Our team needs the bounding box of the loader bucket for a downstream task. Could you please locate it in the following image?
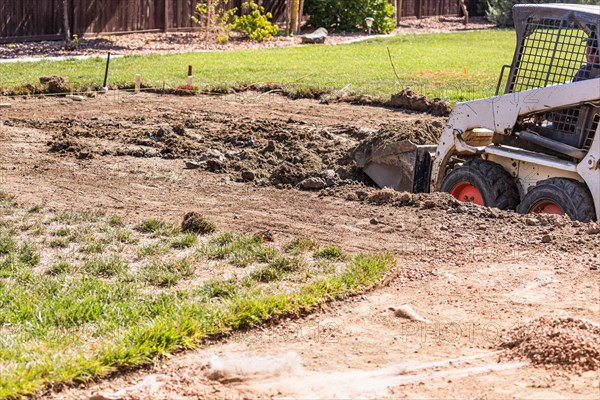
[353,140,436,193]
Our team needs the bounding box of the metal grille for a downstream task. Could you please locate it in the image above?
[509,18,594,92]
[584,113,600,150]
[546,108,580,134]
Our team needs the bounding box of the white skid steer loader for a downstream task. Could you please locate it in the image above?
[356,3,600,222]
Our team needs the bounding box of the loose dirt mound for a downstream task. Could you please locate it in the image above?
[374,118,444,145]
[6,111,445,190]
[39,76,70,94]
[388,88,452,116]
[500,317,600,372]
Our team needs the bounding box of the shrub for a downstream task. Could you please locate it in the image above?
[232,1,279,42]
[305,0,395,34]
[193,0,238,43]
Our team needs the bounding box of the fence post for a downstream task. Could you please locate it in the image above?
[164,0,170,32]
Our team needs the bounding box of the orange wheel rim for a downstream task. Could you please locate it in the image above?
[450,182,484,206]
[531,201,564,215]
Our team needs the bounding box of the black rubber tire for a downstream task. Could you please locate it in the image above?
[516,178,596,222]
[440,159,520,210]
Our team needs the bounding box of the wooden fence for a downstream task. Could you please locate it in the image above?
[1,0,466,43]
[397,0,462,20]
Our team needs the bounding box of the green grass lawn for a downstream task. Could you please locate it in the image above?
[0,192,395,398]
[0,30,516,103]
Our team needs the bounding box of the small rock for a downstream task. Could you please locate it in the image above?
[587,226,600,235]
[299,177,326,190]
[321,169,337,186]
[66,94,84,101]
[346,192,359,201]
[184,160,203,169]
[301,27,328,44]
[542,234,553,243]
[370,218,379,225]
[241,170,255,181]
[477,224,487,231]
[525,217,538,226]
[206,159,225,172]
[198,149,224,162]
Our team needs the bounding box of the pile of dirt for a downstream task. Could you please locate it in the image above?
[500,317,600,372]
[352,118,443,167]
[387,88,452,116]
[39,76,70,94]
[7,112,445,191]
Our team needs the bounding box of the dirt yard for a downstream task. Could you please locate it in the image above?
[0,92,598,399]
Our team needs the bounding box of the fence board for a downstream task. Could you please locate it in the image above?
[1,0,465,42]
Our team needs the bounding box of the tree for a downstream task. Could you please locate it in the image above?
[62,0,71,48]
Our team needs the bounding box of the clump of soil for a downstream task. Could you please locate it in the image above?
[387,88,452,116]
[500,317,600,372]
[181,212,217,234]
[39,76,70,94]
[375,119,443,145]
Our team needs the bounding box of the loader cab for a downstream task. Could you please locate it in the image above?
[495,4,600,162]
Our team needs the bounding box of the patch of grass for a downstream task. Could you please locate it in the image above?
[249,255,307,283]
[53,227,71,237]
[170,233,198,249]
[0,199,397,399]
[18,242,40,267]
[27,204,43,213]
[198,278,238,299]
[135,218,180,237]
[51,210,101,225]
[137,243,169,259]
[0,248,394,398]
[249,265,282,282]
[139,258,194,287]
[80,236,106,254]
[314,245,345,260]
[0,31,516,103]
[0,191,16,205]
[46,260,73,275]
[83,255,128,277]
[107,228,139,245]
[49,238,70,248]
[285,237,318,255]
[0,234,16,255]
[203,232,278,267]
[107,214,124,228]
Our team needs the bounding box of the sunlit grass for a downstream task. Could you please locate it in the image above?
[0,30,517,102]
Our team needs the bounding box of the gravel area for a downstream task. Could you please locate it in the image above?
[0,17,495,60]
[500,317,600,372]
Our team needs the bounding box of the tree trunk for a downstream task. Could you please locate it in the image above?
[62,0,71,48]
[458,0,468,25]
[297,0,305,33]
[290,0,299,34]
[285,0,292,36]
